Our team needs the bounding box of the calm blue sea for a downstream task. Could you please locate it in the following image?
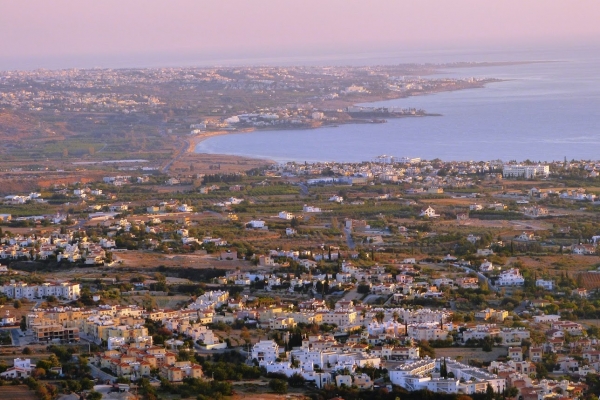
[195,46,600,163]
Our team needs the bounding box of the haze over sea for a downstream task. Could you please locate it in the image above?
[195,45,600,163]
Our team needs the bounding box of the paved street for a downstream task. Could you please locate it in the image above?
[88,362,116,383]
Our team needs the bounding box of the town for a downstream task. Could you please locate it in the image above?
[1,154,600,400]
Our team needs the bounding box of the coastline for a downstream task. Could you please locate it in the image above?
[186,128,258,153]
[189,78,502,158]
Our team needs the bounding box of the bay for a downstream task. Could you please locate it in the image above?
[195,46,600,162]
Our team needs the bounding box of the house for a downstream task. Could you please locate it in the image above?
[475,308,508,322]
[466,234,481,244]
[220,250,237,260]
[535,279,554,290]
[419,206,439,218]
[0,358,33,379]
[178,204,193,212]
[162,361,203,382]
[496,269,525,286]
[259,255,275,266]
[479,259,495,272]
[336,375,353,387]
[109,202,129,212]
[352,373,374,390]
[252,340,280,364]
[529,347,543,362]
[572,244,596,255]
[516,232,535,241]
[455,277,479,289]
[303,204,321,213]
[457,213,469,221]
[278,211,294,220]
[572,288,589,298]
[523,206,549,217]
[476,248,494,257]
[508,347,523,362]
[248,220,266,229]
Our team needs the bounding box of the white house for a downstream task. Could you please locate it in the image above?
[278,211,294,220]
[572,244,596,255]
[535,279,554,291]
[303,205,322,213]
[479,260,496,272]
[496,269,525,286]
[419,206,439,218]
[248,220,266,229]
[466,234,481,244]
[252,340,280,364]
[516,232,535,241]
[0,358,33,379]
[178,204,193,212]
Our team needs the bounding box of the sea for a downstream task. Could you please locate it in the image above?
[194,45,600,163]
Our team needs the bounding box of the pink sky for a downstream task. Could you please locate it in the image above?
[1,0,599,66]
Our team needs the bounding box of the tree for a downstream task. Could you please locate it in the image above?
[88,391,103,400]
[288,373,306,387]
[440,358,448,379]
[357,284,370,294]
[22,347,32,355]
[13,300,22,309]
[269,379,288,394]
[482,339,493,352]
[31,367,46,379]
[81,377,94,390]
[506,386,519,398]
[20,316,27,332]
[485,383,494,400]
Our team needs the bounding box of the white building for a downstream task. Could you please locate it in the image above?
[248,220,266,229]
[278,211,294,220]
[535,279,554,291]
[0,358,33,379]
[390,358,505,394]
[479,259,495,272]
[503,164,550,179]
[303,205,322,213]
[252,340,280,364]
[0,281,80,300]
[419,206,439,218]
[496,269,525,286]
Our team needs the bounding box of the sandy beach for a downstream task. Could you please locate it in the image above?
[186,128,257,153]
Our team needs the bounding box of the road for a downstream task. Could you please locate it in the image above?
[452,263,498,292]
[344,228,356,250]
[10,328,23,346]
[340,287,363,302]
[299,183,309,196]
[513,301,528,315]
[88,362,116,383]
[162,137,189,173]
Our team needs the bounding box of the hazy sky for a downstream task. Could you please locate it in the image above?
[2,0,599,69]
